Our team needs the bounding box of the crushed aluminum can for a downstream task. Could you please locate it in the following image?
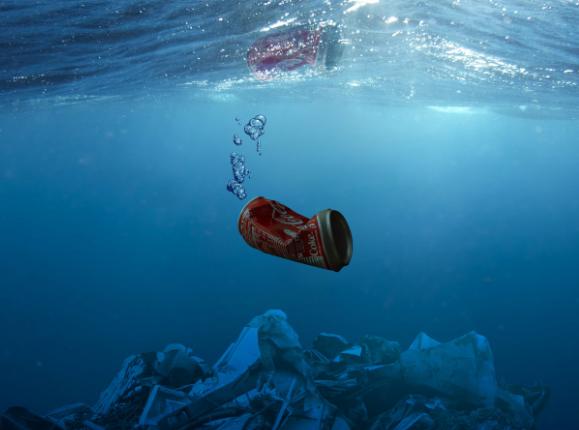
[247,27,322,80]
[246,24,344,80]
[238,196,353,272]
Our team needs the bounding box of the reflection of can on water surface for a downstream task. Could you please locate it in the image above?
[238,196,353,272]
[247,24,344,80]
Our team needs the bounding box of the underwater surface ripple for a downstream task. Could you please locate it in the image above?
[1,0,579,117]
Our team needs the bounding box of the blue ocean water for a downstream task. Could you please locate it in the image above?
[1,1,579,429]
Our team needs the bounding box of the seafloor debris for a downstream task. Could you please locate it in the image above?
[0,310,548,430]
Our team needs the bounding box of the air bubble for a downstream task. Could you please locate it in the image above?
[254,114,267,126]
[226,179,247,200]
[244,114,267,155]
[226,114,268,199]
[249,118,264,128]
[227,152,250,199]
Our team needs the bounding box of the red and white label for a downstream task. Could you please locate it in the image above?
[239,197,328,269]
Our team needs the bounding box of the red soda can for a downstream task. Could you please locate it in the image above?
[247,26,322,80]
[238,197,353,272]
[246,24,344,80]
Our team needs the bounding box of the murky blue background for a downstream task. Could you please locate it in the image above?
[1,1,579,428]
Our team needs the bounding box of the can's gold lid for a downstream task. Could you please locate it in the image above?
[317,209,353,272]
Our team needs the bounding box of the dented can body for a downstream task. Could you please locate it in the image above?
[238,196,353,272]
[247,27,321,80]
[246,24,344,80]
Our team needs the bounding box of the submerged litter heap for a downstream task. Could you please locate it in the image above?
[1,310,548,430]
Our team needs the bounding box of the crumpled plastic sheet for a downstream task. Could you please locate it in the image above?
[400,331,497,408]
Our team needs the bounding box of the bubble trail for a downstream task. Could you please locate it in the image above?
[227,152,251,200]
[226,179,247,200]
[243,114,267,155]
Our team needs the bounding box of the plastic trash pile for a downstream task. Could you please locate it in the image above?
[0,310,548,430]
